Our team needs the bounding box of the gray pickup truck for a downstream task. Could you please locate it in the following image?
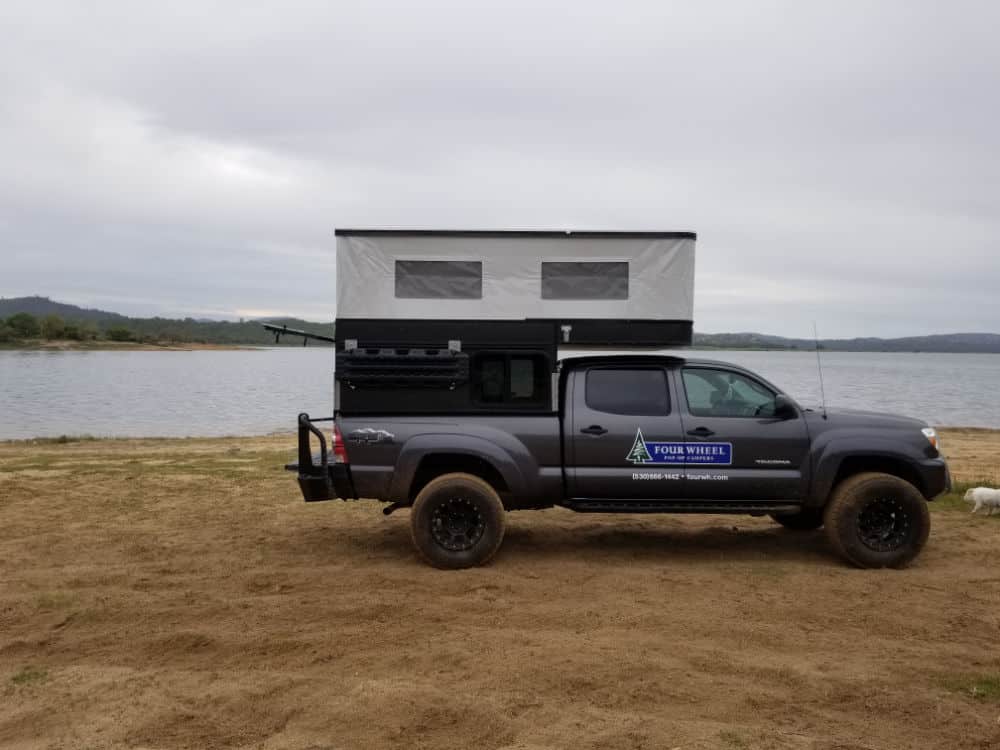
[290,354,950,570]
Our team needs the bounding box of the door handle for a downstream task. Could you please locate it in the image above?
[687,427,715,437]
[580,425,608,436]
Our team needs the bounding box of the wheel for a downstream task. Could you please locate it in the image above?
[409,473,506,569]
[823,472,930,569]
[770,508,824,530]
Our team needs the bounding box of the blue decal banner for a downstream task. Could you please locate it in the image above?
[626,428,732,466]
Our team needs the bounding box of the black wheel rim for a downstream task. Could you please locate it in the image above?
[856,496,911,552]
[430,497,486,552]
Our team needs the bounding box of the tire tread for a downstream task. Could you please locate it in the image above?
[409,472,505,569]
[823,471,929,568]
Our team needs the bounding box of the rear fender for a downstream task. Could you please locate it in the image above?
[388,434,530,504]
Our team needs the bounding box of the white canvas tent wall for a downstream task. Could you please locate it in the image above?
[336,230,696,325]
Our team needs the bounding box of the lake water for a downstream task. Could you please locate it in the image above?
[1,348,998,439]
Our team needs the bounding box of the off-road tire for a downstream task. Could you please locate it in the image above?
[410,473,506,569]
[770,509,824,530]
[823,472,930,569]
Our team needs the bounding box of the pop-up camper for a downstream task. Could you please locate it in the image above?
[333,229,696,414]
[278,228,946,571]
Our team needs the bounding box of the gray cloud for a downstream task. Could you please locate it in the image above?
[1,1,998,335]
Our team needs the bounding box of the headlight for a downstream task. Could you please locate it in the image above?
[921,427,939,451]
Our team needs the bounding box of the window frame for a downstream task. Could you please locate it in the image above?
[584,366,672,416]
[680,366,778,419]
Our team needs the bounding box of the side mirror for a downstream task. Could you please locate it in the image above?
[773,394,797,419]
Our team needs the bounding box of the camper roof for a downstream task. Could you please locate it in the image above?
[335,229,696,239]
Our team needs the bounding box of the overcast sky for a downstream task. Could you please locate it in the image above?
[1,1,998,337]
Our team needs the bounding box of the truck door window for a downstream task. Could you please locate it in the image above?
[682,368,776,418]
[585,368,670,415]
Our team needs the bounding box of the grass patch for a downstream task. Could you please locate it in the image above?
[36,592,74,610]
[930,480,999,515]
[943,674,1000,702]
[718,729,750,748]
[10,666,47,686]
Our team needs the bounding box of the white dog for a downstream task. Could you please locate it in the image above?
[964,487,1000,515]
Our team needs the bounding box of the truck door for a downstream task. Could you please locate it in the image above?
[676,366,810,500]
[568,365,687,499]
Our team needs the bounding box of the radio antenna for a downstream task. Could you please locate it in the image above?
[813,321,828,419]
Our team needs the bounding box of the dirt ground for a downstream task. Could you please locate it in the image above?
[1,429,999,750]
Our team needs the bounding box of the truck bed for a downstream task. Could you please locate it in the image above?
[339,414,563,509]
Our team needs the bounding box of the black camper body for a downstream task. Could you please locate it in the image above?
[333,229,696,415]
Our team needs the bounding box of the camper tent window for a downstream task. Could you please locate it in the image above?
[541,261,629,300]
[394,260,483,299]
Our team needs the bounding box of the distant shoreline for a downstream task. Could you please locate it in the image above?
[4,342,1000,354]
[1,426,998,445]
[0,339,256,352]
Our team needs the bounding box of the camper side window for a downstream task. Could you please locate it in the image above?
[541,261,629,300]
[395,260,483,299]
[473,353,549,406]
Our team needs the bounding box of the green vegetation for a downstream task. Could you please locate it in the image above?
[942,674,1000,702]
[40,313,64,339]
[28,435,99,445]
[0,297,334,348]
[105,325,133,342]
[36,592,75,611]
[929,480,999,516]
[718,729,751,748]
[10,666,47,686]
[6,312,40,338]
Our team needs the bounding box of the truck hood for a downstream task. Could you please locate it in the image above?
[805,406,928,430]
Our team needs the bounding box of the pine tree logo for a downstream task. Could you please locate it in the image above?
[626,428,653,464]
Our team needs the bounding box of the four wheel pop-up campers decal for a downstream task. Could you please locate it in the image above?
[626,428,733,465]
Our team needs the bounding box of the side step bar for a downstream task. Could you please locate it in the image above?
[560,499,802,515]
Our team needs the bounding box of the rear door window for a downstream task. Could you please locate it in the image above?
[585,368,670,415]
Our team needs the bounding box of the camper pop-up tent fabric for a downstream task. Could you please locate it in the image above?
[336,229,695,324]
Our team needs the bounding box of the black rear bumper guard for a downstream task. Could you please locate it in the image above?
[283,413,356,502]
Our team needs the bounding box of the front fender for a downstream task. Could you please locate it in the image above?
[387,433,533,504]
[807,436,927,507]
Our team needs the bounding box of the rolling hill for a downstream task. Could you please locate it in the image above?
[0,296,334,346]
[2,296,999,351]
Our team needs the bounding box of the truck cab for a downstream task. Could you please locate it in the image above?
[563,356,810,506]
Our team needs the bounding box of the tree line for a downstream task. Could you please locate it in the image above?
[1,313,111,342]
[0,311,335,346]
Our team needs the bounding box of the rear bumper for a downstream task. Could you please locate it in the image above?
[284,461,356,502]
[284,413,356,502]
